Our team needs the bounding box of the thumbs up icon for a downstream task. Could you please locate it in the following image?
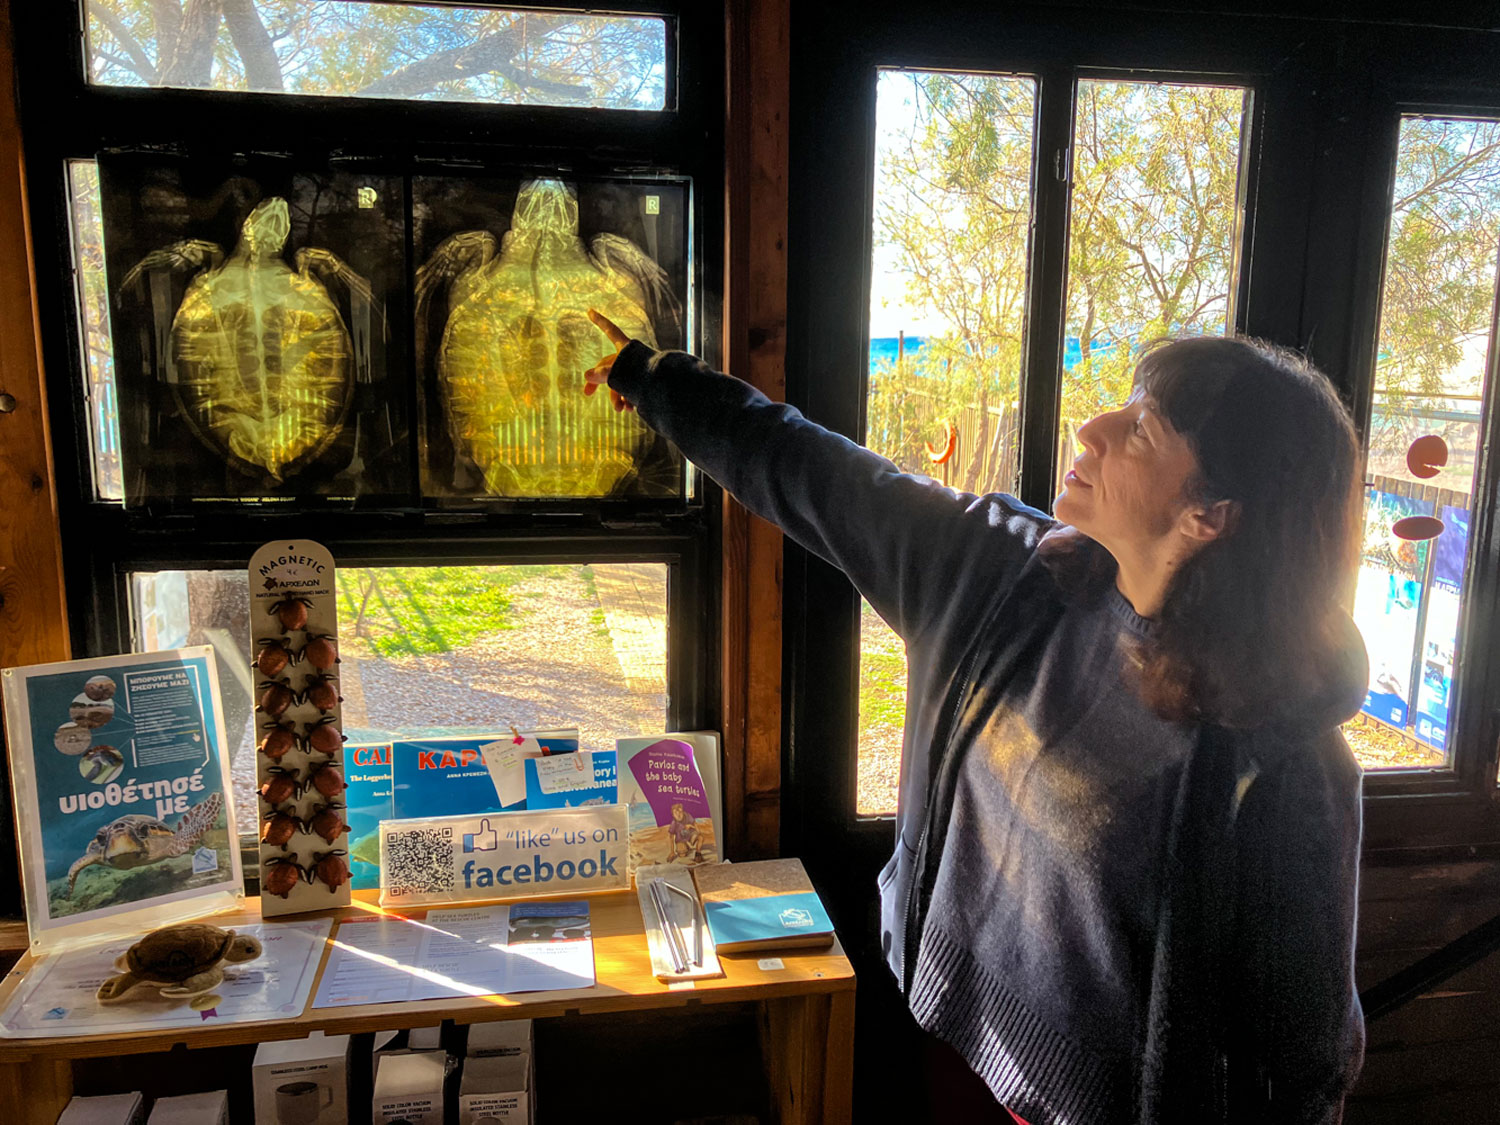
[463,818,498,853]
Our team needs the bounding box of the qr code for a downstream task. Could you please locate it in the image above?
[384,826,454,896]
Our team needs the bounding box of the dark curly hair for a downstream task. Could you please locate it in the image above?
[1040,336,1364,729]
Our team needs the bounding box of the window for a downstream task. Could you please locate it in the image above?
[857,68,1250,814]
[132,564,669,836]
[1059,79,1250,496]
[861,68,1037,814]
[26,1,722,856]
[83,1,669,110]
[1345,115,1500,772]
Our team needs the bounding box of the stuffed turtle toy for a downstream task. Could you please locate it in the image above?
[97,923,262,1004]
[416,178,678,498]
[66,793,222,897]
[119,196,374,483]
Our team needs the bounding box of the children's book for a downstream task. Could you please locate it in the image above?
[393,728,577,819]
[691,859,835,954]
[617,736,720,873]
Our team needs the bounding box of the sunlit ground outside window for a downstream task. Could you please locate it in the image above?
[84,1,667,110]
[1344,116,1500,771]
[858,68,1036,814]
[132,564,668,835]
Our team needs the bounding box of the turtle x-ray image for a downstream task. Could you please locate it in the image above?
[414,175,688,501]
[100,157,410,505]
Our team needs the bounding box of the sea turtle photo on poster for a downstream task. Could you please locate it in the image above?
[414,176,687,500]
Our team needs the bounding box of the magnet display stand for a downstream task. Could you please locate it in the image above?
[249,540,351,917]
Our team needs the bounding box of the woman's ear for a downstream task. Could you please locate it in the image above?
[1181,498,1240,543]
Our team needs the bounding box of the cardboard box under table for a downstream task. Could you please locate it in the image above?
[0,890,855,1125]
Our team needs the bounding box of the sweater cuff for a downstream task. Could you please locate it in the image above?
[605,338,661,403]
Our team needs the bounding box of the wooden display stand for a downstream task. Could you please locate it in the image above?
[0,890,854,1124]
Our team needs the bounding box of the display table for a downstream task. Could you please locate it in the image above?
[0,890,855,1124]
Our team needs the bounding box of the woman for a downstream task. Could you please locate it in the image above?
[585,311,1366,1125]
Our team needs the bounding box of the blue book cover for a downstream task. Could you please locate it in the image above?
[701,891,835,951]
[343,728,397,889]
[392,729,579,820]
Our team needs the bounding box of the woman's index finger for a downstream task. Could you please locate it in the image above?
[587,308,631,348]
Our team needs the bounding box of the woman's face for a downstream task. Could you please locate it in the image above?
[1053,388,1207,559]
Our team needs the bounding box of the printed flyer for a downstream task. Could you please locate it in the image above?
[1,648,243,951]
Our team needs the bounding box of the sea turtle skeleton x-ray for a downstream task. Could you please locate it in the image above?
[416,178,681,498]
[119,196,378,485]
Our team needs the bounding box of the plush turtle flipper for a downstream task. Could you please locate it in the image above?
[97,971,142,1003]
[159,967,223,1000]
[66,853,100,897]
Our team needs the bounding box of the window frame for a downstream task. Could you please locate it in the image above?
[1336,92,1500,834]
[14,1,727,864]
[783,9,1500,877]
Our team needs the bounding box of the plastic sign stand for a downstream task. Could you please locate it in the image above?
[379,805,629,908]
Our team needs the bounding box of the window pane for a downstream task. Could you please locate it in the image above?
[67,160,123,502]
[1345,116,1500,771]
[83,1,667,110]
[1059,80,1250,495]
[132,563,668,836]
[861,69,1037,814]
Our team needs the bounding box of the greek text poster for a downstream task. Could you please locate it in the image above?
[2,648,242,948]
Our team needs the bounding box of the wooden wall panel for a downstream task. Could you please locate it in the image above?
[722,0,789,859]
[0,0,68,674]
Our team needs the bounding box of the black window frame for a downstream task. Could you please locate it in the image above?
[15,1,726,852]
[783,5,1500,902]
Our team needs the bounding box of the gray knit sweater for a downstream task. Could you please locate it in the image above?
[607,341,1367,1125]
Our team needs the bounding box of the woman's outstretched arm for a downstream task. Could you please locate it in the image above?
[585,313,1048,643]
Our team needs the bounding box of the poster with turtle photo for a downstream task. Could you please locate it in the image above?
[97,154,411,507]
[2,648,244,952]
[412,173,690,502]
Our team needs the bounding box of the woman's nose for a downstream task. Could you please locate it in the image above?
[1076,412,1106,454]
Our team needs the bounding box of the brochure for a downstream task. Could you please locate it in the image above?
[0,919,329,1036]
[311,902,594,1008]
[1,648,243,952]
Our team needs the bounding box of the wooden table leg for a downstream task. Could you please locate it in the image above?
[0,1056,72,1125]
[762,989,855,1125]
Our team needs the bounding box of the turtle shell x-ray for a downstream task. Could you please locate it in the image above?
[99,161,409,504]
[415,177,686,499]
[121,197,365,481]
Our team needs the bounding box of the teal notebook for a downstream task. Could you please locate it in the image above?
[693,859,836,953]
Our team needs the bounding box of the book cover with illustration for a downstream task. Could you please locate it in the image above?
[617,736,719,873]
[691,858,835,954]
[392,728,577,820]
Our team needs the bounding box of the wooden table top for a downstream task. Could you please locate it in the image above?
[0,890,854,1062]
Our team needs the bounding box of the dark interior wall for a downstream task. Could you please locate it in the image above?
[781,0,1500,1119]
